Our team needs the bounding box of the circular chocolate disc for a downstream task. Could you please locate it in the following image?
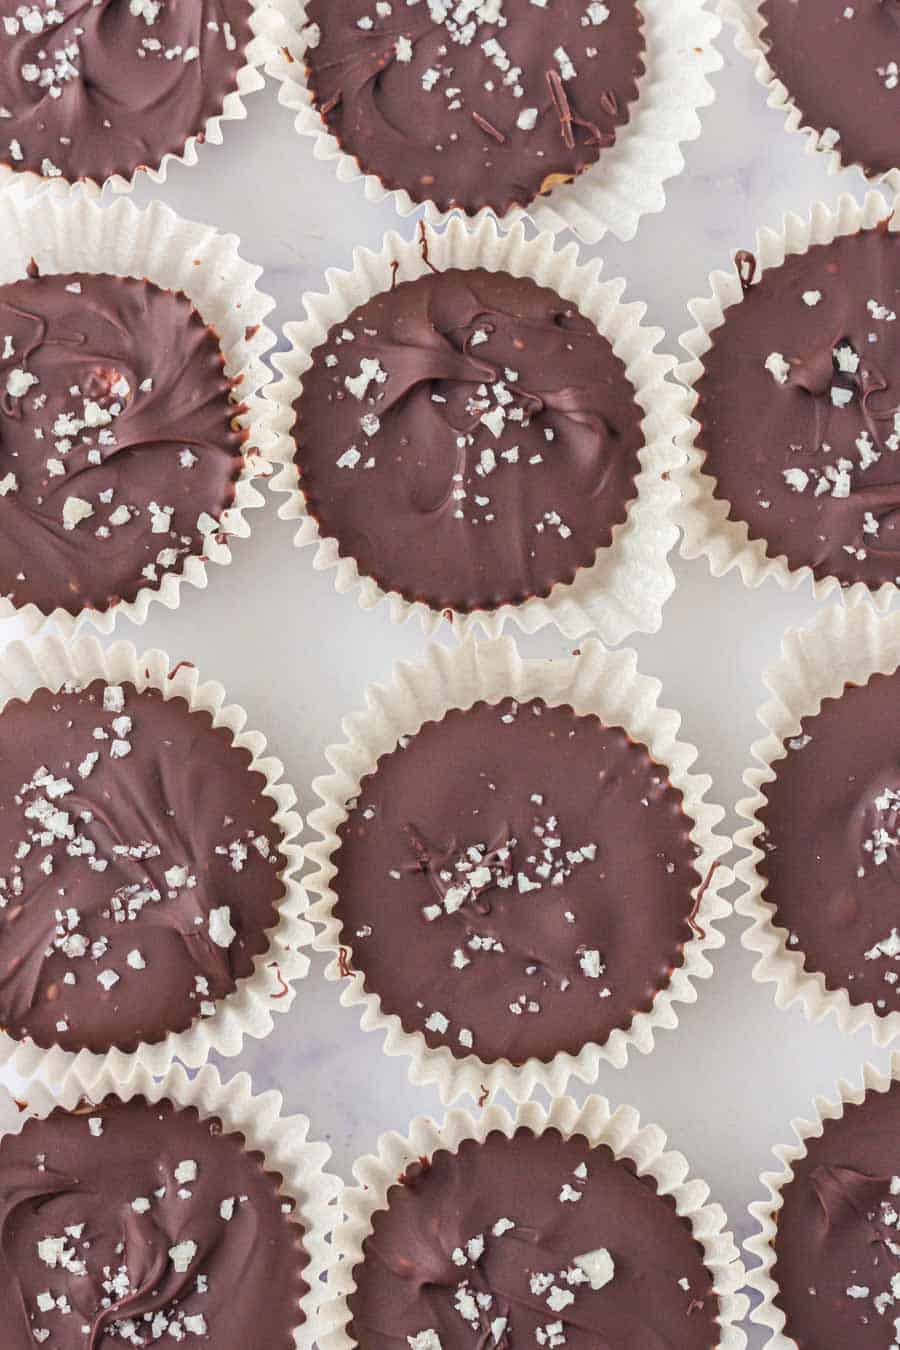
[0,0,253,185]
[348,1128,720,1349]
[294,267,645,614]
[332,698,702,1066]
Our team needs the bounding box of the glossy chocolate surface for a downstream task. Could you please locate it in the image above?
[294,267,644,614]
[348,1127,720,1349]
[0,0,252,185]
[303,0,644,214]
[773,1080,900,1347]
[0,270,245,618]
[0,1095,307,1348]
[0,680,286,1054]
[760,0,900,180]
[333,698,703,1065]
[696,230,900,588]
[758,667,900,1018]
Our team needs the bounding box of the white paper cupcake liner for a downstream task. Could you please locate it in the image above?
[318,1093,748,1348]
[263,0,721,245]
[720,0,900,199]
[0,189,277,636]
[0,2,273,199]
[0,634,312,1084]
[735,603,900,1046]
[266,215,686,645]
[3,1060,341,1350]
[675,188,900,608]
[745,1053,900,1347]
[305,634,733,1105]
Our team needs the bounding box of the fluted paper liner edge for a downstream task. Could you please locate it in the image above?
[0,191,277,636]
[0,1061,340,1350]
[745,1054,900,1346]
[305,634,732,1105]
[674,189,900,608]
[736,603,900,1046]
[265,214,685,645]
[0,635,312,1083]
[318,1094,748,1348]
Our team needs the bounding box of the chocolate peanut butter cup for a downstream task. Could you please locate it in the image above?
[270,220,684,642]
[289,263,645,618]
[749,1068,900,1350]
[0,193,275,633]
[300,0,644,216]
[0,268,248,621]
[0,668,293,1059]
[269,1,722,244]
[331,697,702,1066]
[756,666,900,1022]
[322,1099,749,1350]
[0,0,256,188]
[0,1094,310,1349]
[689,222,900,593]
[347,1128,720,1350]
[307,637,732,1099]
[758,0,900,182]
[736,604,900,1043]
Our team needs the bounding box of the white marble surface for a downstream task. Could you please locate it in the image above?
[0,17,896,1346]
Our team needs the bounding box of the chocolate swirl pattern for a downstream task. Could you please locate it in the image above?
[0,1097,308,1350]
[696,229,900,588]
[0,680,286,1054]
[294,268,645,613]
[303,0,644,215]
[332,698,702,1066]
[0,270,246,618]
[348,1128,720,1350]
[0,0,253,185]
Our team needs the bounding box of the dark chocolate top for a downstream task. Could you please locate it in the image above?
[303,0,644,215]
[348,1127,720,1349]
[294,267,644,614]
[695,229,900,589]
[0,1095,308,1349]
[758,667,900,1018]
[771,1080,900,1347]
[0,0,252,185]
[332,698,703,1066]
[760,0,900,180]
[0,679,286,1054]
[0,270,246,618]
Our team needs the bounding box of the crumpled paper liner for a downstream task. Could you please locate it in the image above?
[0,634,312,1084]
[305,635,732,1105]
[735,603,900,1046]
[266,215,686,644]
[318,1093,748,1348]
[675,188,900,609]
[720,0,900,199]
[745,1054,900,1347]
[263,0,721,245]
[0,1060,341,1350]
[0,1,273,198]
[0,189,276,635]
